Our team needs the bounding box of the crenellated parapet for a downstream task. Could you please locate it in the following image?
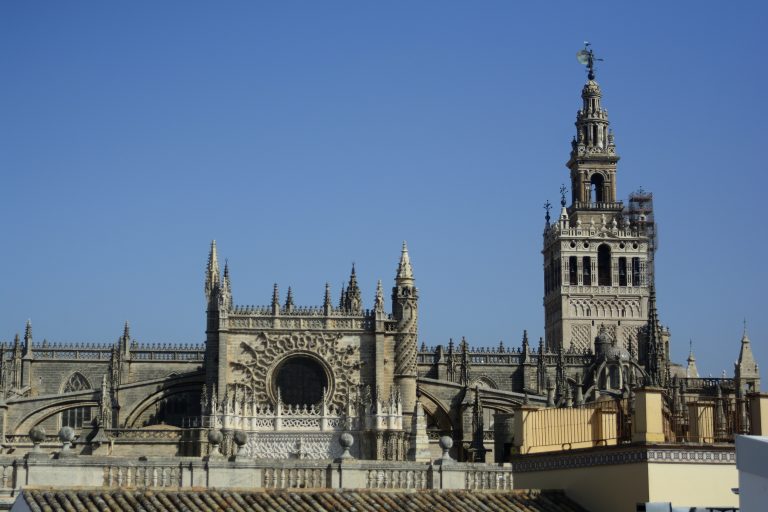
[0,340,205,361]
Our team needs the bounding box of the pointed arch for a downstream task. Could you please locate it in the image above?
[61,372,91,393]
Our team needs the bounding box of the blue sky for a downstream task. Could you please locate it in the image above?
[1,1,766,377]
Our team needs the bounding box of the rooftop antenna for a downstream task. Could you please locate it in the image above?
[576,42,603,80]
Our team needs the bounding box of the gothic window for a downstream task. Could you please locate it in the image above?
[61,406,93,429]
[63,372,91,393]
[582,256,592,286]
[618,257,628,286]
[597,244,612,286]
[590,174,605,203]
[569,256,578,285]
[632,258,641,287]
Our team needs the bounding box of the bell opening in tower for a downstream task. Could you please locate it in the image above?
[597,244,612,286]
[590,174,605,203]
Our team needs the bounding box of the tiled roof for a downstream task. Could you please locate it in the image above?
[20,488,589,512]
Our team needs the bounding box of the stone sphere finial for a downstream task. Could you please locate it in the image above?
[58,426,75,444]
[438,435,454,463]
[232,430,248,457]
[339,432,354,459]
[233,430,248,447]
[29,426,46,455]
[57,426,76,458]
[207,429,223,445]
[29,426,46,445]
[207,429,224,458]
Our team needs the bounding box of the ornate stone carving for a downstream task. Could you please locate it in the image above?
[622,325,641,353]
[230,331,360,408]
[570,324,592,352]
[395,304,417,377]
[244,432,354,459]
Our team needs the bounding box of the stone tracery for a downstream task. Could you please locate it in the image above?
[230,331,361,408]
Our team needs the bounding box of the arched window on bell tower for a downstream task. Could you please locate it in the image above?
[590,174,605,203]
[597,244,612,286]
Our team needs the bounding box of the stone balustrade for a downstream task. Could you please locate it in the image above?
[0,454,514,507]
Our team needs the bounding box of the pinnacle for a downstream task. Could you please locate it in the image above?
[323,282,332,306]
[396,241,414,281]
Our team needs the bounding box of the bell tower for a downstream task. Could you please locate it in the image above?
[543,45,659,363]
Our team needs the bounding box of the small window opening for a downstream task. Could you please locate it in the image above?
[590,174,605,203]
[618,257,627,286]
[582,256,592,286]
[569,256,578,285]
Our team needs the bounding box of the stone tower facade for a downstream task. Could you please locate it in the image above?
[392,242,418,418]
[542,73,656,358]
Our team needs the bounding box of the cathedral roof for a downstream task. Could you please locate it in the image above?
[19,488,587,512]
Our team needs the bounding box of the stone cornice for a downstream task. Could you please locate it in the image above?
[510,444,735,472]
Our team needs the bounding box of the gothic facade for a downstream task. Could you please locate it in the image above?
[0,67,759,463]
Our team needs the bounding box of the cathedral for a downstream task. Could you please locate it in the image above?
[0,59,759,464]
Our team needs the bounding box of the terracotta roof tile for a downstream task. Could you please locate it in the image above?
[21,489,588,512]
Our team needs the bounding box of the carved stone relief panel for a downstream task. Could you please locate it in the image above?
[230,331,361,408]
[570,324,592,352]
[244,431,358,460]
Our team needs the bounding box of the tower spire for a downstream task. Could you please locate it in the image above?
[735,319,760,390]
[397,241,414,282]
[568,44,618,210]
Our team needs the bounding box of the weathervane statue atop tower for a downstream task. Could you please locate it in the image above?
[576,42,603,80]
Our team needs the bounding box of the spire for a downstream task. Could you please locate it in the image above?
[686,340,699,378]
[396,241,414,282]
[521,330,530,363]
[345,263,362,313]
[323,282,332,314]
[374,279,385,313]
[23,320,32,356]
[119,321,132,357]
[568,44,619,209]
[220,259,232,310]
[735,319,759,382]
[645,285,667,386]
[285,286,294,312]
[12,333,20,358]
[271,283,280,314]
[205,240,221,301]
